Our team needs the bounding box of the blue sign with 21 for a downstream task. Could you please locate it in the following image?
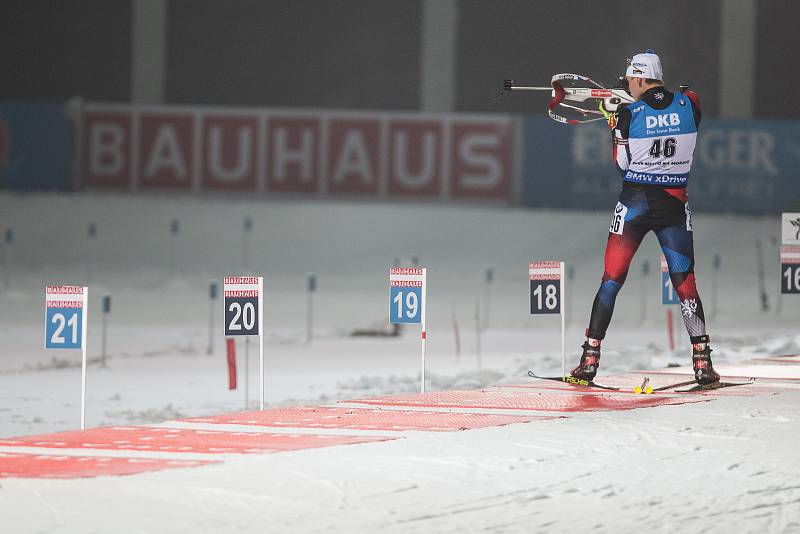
[45,308,83,349]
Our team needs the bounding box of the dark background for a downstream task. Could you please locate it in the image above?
[2,0,798,117]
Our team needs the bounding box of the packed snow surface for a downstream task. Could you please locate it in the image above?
[0,193,798,532]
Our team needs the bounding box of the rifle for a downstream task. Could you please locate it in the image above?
[497,73,635,125]
[498,73,692,126]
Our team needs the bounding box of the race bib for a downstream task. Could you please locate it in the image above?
[610,202,628,235]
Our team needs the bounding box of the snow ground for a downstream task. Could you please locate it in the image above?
[0,193,798,532]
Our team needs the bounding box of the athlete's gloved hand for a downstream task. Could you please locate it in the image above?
[598,100,616,129]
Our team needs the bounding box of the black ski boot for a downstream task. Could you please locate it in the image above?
[692,335,720,385]
[571,338,601,381]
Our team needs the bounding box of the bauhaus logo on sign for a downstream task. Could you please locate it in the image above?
[82,105,513,202]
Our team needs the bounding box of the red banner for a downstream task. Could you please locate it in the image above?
[201,114,259,191]
[81,105,513,203]
[138,112,194,190]
[83,111,132,188]
[327,118,381,195]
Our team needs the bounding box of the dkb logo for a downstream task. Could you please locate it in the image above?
[646,113,680,128]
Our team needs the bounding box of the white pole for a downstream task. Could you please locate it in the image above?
[475,299,482,371]
[711,266,718,320]
[451,301,461,362]
[81,287,89,430]
[101,305,108,367]
[245,337,250,410]
[420,268,427,393]
[640,261,648,324]
[561,263,566,379]
[259,277,264,410]
[421,328,426,393]
[207,281,216,355]
[483,266,492,329]
[306,273,315,345]
[306,290,313,344]
[3,230,12,290]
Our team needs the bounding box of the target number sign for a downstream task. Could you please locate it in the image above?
[529,261,563,315]
[781,246,800,294]
[389,268,426,324]
[45,286,87,349]
[224,276,262,336]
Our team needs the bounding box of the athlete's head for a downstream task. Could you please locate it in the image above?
[625,50,663,100]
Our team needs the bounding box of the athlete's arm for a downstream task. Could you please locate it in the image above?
[612,106,632,174]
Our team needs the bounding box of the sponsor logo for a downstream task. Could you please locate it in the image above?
[623,171,688,185]
[645,113,681,128]
[83,109,512,201]
[792,218,800,240]
[654,92,664,100]
[681,298,698,318]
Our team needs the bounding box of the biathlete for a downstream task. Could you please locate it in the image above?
[570,50,720,386]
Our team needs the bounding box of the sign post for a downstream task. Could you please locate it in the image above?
[87,222,97,283]
[306,272,316,344]
[640,260,650,323]
[45,285,89,429]
[4,229,13,290]
[208,280,218,355]
[711,253,721,320]
[529,261,565,377]
[389,267,427,393]
[224,276,264,409]
[100,294,110,367]
[169,219,180,277]
[484,266,493,329]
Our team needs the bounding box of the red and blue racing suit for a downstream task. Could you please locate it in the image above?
[587,86,708,344]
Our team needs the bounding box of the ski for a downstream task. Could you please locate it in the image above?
[527,371,620,391]
[633,377,697,394]
[675,377,756,392]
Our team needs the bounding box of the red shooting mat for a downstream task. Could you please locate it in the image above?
[348,389,708,412]
[0,451,216,479]
[0,426,395,455]
[181,406,555,431]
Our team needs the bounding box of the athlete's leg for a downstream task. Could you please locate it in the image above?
[586,223,648,340]
[654,224,707,339]
[655,221,719,383]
